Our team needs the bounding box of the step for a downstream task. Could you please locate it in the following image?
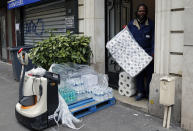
[113,90,148,113]
[68,97,116,118]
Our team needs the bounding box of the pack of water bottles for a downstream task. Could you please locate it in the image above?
[49,63,113,102]
[58,87,77,104]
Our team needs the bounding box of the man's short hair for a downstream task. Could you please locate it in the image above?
[136,3,148,14]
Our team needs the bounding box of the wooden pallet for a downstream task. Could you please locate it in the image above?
[68,97,116,118]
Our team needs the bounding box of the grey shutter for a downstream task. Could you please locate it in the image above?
[23,0,77,45]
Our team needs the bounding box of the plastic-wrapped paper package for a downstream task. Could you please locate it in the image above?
[118,86,125,96]
[106,26,152,77]
[125,88,136,97]
[118,71,136,97]
[119,72,134,83]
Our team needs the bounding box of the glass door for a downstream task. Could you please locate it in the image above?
[105,0,131,89]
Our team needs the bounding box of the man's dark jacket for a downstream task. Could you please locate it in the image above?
[128,18,154,56]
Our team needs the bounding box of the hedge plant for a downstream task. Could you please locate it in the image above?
[29,31,92,70]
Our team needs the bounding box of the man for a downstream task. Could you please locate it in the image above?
[128,4,154,101]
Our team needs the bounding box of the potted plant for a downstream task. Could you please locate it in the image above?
[28,31,92,70]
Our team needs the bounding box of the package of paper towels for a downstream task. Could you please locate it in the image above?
[118,72,136,97]
[119,72,133,83]
[125,88,136,97]
[118,84,136,97]
[119,80,134,89]
[106,26,152,77]
[118,86,126,96]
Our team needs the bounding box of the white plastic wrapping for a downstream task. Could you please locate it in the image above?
[54,94,84,129]
[25,67,46,76]
[49,63,114,129]
[49,63,113,102]
[49,63,95,81]
[81,74,98,87]
[106,26,152,77]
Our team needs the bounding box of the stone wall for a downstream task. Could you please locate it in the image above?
[149,0,184,125]
[78,0,105,73]
[149,74,182,124]
[181,0,193,130]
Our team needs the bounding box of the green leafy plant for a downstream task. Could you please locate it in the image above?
[29,31,92,70]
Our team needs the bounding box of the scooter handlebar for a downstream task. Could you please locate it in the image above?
[18,48,23,54]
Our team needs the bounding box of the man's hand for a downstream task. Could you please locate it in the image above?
[122,25,127,29]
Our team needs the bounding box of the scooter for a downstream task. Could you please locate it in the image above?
[15,48,60,130]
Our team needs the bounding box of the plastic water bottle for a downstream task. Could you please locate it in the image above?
[108,88,113,99]
[93,88,97,101]
[103,88,108,100]
[95,91,100,101]
[87,88,92,98]
[100,90,104,101]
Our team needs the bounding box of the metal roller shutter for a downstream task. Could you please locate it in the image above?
[23,0,78,45]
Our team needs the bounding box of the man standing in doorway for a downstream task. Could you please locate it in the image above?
[128,4,154,101]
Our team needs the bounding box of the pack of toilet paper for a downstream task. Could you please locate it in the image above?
[118,72,136,97]
[106,26,152,77]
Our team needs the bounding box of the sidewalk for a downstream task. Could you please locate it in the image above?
[0,61,182,131]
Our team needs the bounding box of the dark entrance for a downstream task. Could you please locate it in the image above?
[105,0,132,89]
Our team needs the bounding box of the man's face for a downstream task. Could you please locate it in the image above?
[137,6,147,19]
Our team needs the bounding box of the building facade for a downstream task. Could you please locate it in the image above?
[1,0,192,130]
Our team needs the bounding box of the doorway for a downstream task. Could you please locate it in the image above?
[105,0,131,89]
[105,0,155,111]
[105,0,155,89]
